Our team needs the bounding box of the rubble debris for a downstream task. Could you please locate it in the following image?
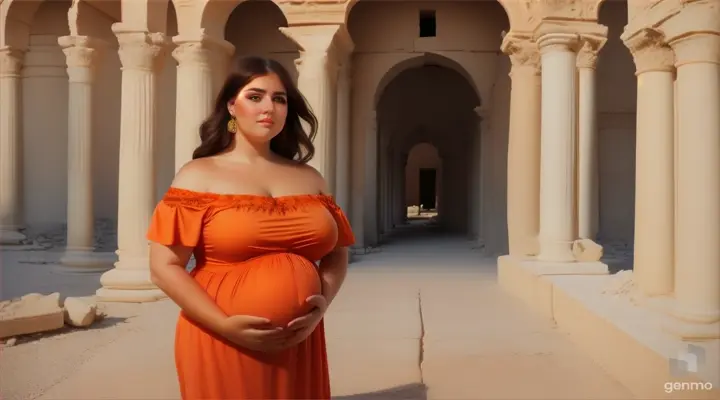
[572,238,603,262]
[0,293,105,341]
[0,292,65,339]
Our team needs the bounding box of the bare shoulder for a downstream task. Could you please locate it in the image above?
[170,158,216,192]
[296,162,330,195]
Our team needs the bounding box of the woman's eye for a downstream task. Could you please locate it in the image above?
[248,95,261,101]
[274,97,287,104]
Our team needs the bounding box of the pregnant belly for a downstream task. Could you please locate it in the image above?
[197,253,322,328]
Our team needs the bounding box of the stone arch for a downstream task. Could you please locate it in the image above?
[1,0,46,48]
[345,0,512,27]
[374,52,481,108]
[404,141,442,210]
[67,0,122,38]
[119,0,172,33]
[396,126,449,161]
[222,0,297,78]
[195,0,245,39]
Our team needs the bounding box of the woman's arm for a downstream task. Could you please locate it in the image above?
[149,243,230,335]
[317,246,349,307]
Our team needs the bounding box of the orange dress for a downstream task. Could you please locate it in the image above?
[146,187,355,400]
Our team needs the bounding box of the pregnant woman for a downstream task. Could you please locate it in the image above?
[147,56,354,399]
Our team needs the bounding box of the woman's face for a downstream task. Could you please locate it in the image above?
[228,73,288,144]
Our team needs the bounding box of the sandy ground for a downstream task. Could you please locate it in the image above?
[1,221,636,399]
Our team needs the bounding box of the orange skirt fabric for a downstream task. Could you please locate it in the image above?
[147,187,355,399]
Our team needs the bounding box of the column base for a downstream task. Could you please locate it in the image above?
[537,240,576,262]
[96,264,167,303]
[0,228,26,244]
[661,302,720,340]
[521,259,609,275]
[95,287,167,303]
[58,248,115,272]
[662,317,720,341]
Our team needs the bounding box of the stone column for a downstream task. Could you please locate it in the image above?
[280,25,347,185]
[335,60,352,213]
[365,111,378,246]
[477,108,492,251]
[172,35,234,172]
[57,36,110,267]
[665,31,720,338]
[576,37,605,240]
[394,152,406,227]
[96,26,168,302]
[535,32,580,262]
[468,111,481,239]
[623,29,675,297]
[501,34,541,256]
[0,46,26,244]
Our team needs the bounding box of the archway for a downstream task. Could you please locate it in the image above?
[223,0,299,81]
[376,57,480,240]
[405,142,441,218]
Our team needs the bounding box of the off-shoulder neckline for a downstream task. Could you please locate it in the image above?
[166,186,333,200]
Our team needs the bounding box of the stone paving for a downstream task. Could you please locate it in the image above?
[1,220,635,399]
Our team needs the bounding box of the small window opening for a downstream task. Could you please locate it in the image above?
[419,10,436,38]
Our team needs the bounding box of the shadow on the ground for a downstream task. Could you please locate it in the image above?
[5,315,133,346]
[333,383,428,400]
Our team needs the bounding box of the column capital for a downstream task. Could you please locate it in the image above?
[58,36,107,82]
[280,24,347,80]
[533,20,607,54]
[0,46,25,77]
[112,24,169,72]
[501,32,540,73]
[171,34,235,66]
[279,24,342,55]
[668,32,720,66]
[535,33,582,55]
[576,34,606,69]
[623,28,675,74]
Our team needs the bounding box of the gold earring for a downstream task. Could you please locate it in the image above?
[227,118,237,133]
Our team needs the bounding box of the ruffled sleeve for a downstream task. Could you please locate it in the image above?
[146,188,213,247]
[321,196,356,248]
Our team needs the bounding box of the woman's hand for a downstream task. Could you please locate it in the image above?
[283,295,329,347]
[218,315,295,353]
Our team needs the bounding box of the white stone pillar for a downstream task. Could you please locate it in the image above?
[394,152,405,227]
[476,108,493,251]
[577,37,605,240]
[96,26,168,302]
[172,35,234,171]
[536,32,580,262]
[365,111,378,246]
[57,36,110,268]
[384,147,393,233]
[0,46,26,244]
[623,30,675,297]
[335,61,352,213]
[468,111,481,239]
[665,31,720,338]
[501,34,541,256]
[280,25,347,186]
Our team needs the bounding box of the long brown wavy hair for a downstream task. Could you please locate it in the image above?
[192,56,317,163]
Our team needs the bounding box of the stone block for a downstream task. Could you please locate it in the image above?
[0,292,65,338]
[573,238,603,262]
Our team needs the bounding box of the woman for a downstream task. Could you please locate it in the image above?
[146,56,355,399]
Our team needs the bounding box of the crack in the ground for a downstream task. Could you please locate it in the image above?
[417,289,425,384]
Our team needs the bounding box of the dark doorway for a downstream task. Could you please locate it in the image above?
[419,168,437,210]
